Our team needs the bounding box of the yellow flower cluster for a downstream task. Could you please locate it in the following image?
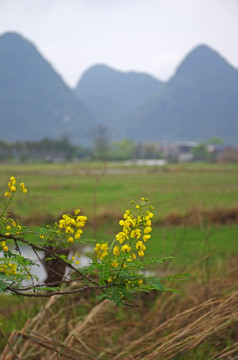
[94,242,109,260]
[114,198,153,259]
[2,216,21,242]
[4,176,27,198]
[3,220,22,237]
[57,209,87,244]
[71,251,80,265]
[1,241,8,252]
[0,262,17,276]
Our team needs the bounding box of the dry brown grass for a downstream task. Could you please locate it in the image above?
[162,207,238,226]
[1,255,238,360]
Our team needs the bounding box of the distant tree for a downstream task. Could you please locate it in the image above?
[141,142,163,159]
[207,136,224,145]
[0,137,88,163]
[191,143,212,161]
[110,138,136,160]
[92,125,110,160]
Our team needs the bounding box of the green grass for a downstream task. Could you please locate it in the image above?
[0,161,237,270]
[0,295,43,350]
[0,162,238,358]
[86,224,238,273]
[0,162,238,220]
[0,161,237,273]
[147,225,238,271]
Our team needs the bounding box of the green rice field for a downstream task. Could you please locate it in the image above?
[0,162,237,220]
[0,161,237,270]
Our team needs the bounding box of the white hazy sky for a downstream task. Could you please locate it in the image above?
[0,0,237,87]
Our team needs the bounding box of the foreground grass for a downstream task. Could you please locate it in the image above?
[1,254,237,359]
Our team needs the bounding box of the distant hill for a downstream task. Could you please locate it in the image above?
[74,64,164,139]
[75,45,238,144]
[0,32,94,144]
[124,45,238,143]
[1,33,237,146]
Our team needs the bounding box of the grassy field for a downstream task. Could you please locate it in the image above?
[0,161,237,269]
[0,162,238,358]
[0,162,238,220]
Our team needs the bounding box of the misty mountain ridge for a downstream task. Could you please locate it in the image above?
[75,44,238,144]
[0,32,237,145]
[74,64,165,139]
[0,32,94,144]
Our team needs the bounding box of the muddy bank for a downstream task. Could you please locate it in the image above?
[8,206,238,227]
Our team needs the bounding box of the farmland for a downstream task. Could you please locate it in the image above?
[0,162,237,220]
[0,161,238,358]
[0,162,237,267]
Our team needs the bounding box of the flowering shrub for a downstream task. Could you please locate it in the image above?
[0,176,186,305]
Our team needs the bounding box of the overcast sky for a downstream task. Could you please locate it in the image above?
[0,0,237,87]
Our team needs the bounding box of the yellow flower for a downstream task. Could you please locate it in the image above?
[3,245,8,252]
[68,237,74,243]
[130,252,136,260]
[130,229,141,239]
[136,241,146,251]
[138,250,144,257]
[39,234,44,239]
[10,176,16,183]
[4,191,10,198]
[123,210,131,219]
[127,253,136,262]
[65,226,74,234]
[76,215,87,223]
[112,260,119,268]
[10,186,16,192]
[144,226,152,234]
[137,215,142,224]
[125,216,136,228]
[74,232,81,240]
[58,220,65,228]
[94,242,109,260]
[70,218,76,225]
[138,279,143,285]
[121,244,131,253]
[22,188,28,194]
[119,219,124,226]
[116,232,126,244]
[146,211,154,220]
[6,225,11,231]
[136,241,146,256]
[143,234,151,242]
[74,209,80,215]
[113,246,120,256]
[75,260,80,265]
